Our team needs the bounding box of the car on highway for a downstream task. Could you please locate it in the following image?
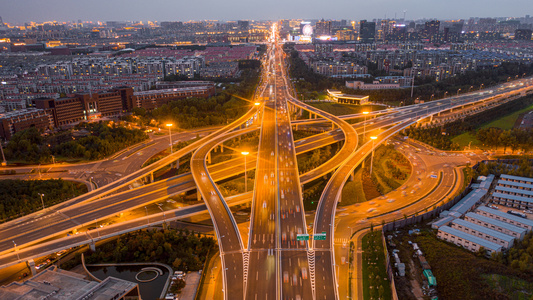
[36,263,47,270]
[283,271,289,283]
[301,267,308,279]
[57,249,67,256]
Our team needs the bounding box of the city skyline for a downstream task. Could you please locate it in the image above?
[0,0,532,24]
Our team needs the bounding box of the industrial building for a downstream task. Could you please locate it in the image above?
[464,212,527,240]
[476,206,533,231]
[437,226,503,254]
[451,218,516,248]
[0,267,140,300]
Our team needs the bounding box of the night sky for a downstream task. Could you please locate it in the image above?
[0,0,531,24]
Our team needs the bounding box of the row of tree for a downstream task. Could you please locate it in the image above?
[84,228,216,272]
[0,179,87,222]
[476,127,533,153]
[405,95,533,151]
[4,122,148,163]
[476,160,533,179]
[129,69,260,129]
[491,231,533,274]
[284,42,533,106]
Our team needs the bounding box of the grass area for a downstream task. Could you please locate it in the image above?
[370,145,412,195]
[482,274,533,300]
[340,168,366,206]
[451,132,482,149]
[362,230,392,300]
[302,179,327,211]
[480,102,533,130]
[414,231,533,300]
[307,103,382,117]
[449,102,533,149]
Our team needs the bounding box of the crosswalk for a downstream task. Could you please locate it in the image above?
[333,238,349,245]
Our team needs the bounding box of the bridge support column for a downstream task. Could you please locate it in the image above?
[176,159,180,169]
[149,172,154,183]
[90,242,96,252]
[197,192,202,202]
[207,152,211,164]
[220,145,224,153]
[332,123,335,130]
[349,172,354,182]
[28,259,37,276]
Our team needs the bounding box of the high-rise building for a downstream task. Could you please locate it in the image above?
[315,20,332,36]
[359,20,376,43]
[515,29,533,40]
[238,20,250,31]
[424,20,440,42]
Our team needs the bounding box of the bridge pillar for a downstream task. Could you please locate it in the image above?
[176,159,180,169]
[331,123,335,130]
[197,192,202,202]
[349,172,354,182]
[28,259,37,275]
[90,242,96,252]
[220,145,224,153]
[295,124,298,131]
[149,172,154,183]
[207,152,211,164]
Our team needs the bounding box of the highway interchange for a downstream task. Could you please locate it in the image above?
[1,22,533,299]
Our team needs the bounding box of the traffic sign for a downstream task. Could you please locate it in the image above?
[314,232,327,240]
[296,234,309,241]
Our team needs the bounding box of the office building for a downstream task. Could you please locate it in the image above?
[515,29,532,40]
[0,109,51,139]
[315,20,332,36]
[359,20,376,43]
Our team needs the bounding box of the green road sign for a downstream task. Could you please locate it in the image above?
[313,233,326,240]
[296,234,309,241]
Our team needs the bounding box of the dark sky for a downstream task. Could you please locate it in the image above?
[1,0,531,24]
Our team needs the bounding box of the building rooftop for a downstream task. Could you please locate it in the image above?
[0,267,138,300]
[479,174,495,190]
[450,188,487,215]
[477,206,533,226]
[327,89,369,100]
[501,174,533,184]
[432,216,456,228]
[439,226,503,251]
[497,179,533,190]
[465,212,527,234]
[493,189,533,200]
[452,219,515,242]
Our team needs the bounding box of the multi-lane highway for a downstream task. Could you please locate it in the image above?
[1,21,533,300]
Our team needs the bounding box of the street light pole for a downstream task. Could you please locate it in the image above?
[13,241,19,261]
[39,193,45,210]
[241,151,249,192]
[166,124,173,154]
[144,206,150,225]
[0,138,7,167]
[370,136,378,176]
[95,218,100,238]
[159,206,166,228]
